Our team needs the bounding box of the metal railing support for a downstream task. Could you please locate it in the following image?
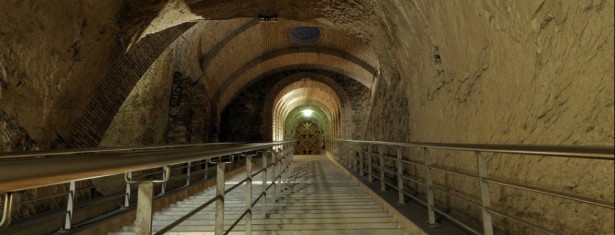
[63,181,76,230]
[124,172,132,208]
[282,152,289,186]
[135,182,154,235]
[0,193,14,230]
[424,148,438,227]
[271,151,278,204]
[368,144,373,182]
[352,145,358,172]
[379,147,386,191]
[396,147,405,204]
[160,169,167,196]
[359,150,364,176]
[245,155,253,235]
[476,152,494,235]
[261,151,268,216]
[186,162,192,186]
[215,162,225,235]
[126,165,171,235]
[204,161,209,180]
[330,139,615,235]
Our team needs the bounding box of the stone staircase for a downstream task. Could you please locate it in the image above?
[109,155,406,235]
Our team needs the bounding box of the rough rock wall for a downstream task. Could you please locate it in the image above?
[165,71,213,144]
[221,77,280,142]
[0,1,126,148]
[0,111,39,152]
[373,0,614,146]
[0,0,169,149]
[363,72,410,142]
[361,1,614,234]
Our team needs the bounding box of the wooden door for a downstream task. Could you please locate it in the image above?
[294,121,322,155]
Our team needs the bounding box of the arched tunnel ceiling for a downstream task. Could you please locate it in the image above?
[272,79,341,140]
[172,18,377,113]
[274,80,340,119]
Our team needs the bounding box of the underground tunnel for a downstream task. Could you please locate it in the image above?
[0,1,613,234]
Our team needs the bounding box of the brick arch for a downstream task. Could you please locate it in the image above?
[61,22,197,148]
[211,47,376,112]
[284,105,331,142]
[238,67,369,141]
[264,73,349,140]
[279,98,337,141]
[273,83,341,141]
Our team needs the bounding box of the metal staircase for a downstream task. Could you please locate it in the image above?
[109,155,406,235]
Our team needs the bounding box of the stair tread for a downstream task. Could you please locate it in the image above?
[107,156,406,235]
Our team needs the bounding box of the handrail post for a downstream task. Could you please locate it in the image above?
[204,161,209,180]
[261,151,268,216]
[186,162,191,186]
[335,142,346,166]
[245,155,253,235]
[289,146,295,185]
[424,148,438,227]
[129,165,171,235]
[215,162,225,235]
[124,172,132,208]
[0,193,13,230]
[352,145,358,172]
[359,148,364,176]
[135,181,154,235]
[271,151,278,204]
[476,151,494,235]
[286,149,292,185]
[368,144,373,182]
[348,143,353,169]
[379,146,386,191]
[345,143,350,167]
[284,149,290,185]
[160,169,167,196]
[396,147,405,204]
[63,181,76,230]
[281,153,287,189]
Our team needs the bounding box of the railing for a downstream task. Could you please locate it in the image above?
[0,141,294,235]
[328,139,614,235]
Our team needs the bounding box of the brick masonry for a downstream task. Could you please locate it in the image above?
[220,69,369,142]
[58,22,197,148]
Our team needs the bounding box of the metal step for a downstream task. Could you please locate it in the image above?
[107,156,406,235]
[109,228,406,235]
[121,222,401,232]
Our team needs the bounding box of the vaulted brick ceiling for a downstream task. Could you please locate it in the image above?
[271,79,342,140]
[169,18,377,116]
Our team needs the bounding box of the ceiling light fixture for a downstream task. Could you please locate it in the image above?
[258,14,278,22]
[301,109,314,118]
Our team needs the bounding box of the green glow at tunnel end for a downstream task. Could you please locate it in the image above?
[301,109,314,117]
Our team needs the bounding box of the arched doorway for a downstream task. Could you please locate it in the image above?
[294,121,323,155]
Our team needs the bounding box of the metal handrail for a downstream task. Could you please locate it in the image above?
[338,139,614,159]
[0,193,13,229]
[331,139,614,235]
[0,142,293,193]
[0,143,244,159]
[349,140,615,208]
[153,147,294,235]
[0,141,293,234]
